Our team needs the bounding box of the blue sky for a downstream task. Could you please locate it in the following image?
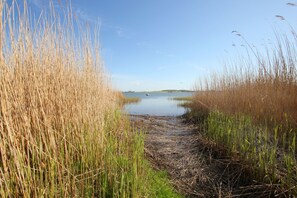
[26,0,297,91]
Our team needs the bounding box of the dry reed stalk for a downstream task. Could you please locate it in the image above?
[0,0,121,196]
[194,35,297,128]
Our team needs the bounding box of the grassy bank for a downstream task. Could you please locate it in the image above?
[171,97,192,101]
[117,92,141,105]
[123,97,141,104]
[171,97,193,109]
[188,31,297,195]
[0,1,179,197]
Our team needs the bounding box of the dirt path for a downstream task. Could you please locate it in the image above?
[130,115,271,198]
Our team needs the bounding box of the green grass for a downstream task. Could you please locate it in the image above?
[171,97,193,109]
[171,97,193,101]
[117,92,141,105]
[86,111,181,197]
[123,97,141,104]
[101,111,181,197]
[188,109,297,196]
[146,168,182,198]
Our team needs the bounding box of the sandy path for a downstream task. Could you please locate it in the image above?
[129,115,273,198]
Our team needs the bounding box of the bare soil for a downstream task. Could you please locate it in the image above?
[130,115,275,198]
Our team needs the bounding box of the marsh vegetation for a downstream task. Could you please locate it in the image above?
[187,28,297,196]
[0,1,178,197]
[2,0,297,197]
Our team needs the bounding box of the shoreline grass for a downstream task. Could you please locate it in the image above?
[171,96,193,101]
[117,92,141,104]
[188,28,297,195]
[0,1,179,197]
[171,97,193,108]
[122,97,141,104]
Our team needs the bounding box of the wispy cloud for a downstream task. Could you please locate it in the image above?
[30,1,132,42]
[32,1,131,39]
[29,0,100,25]
[103,23,130,38]
[75,8,94,22]
[115,27,127,38]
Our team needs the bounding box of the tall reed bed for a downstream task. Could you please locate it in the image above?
[194,33,297,128]
[192,30,297,195]
[0,1,178,197]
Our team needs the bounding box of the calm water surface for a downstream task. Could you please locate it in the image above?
[123,92,193,116]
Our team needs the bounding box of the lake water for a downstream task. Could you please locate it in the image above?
[123,92,193,116]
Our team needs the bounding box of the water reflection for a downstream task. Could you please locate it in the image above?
[123,92,192,116]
